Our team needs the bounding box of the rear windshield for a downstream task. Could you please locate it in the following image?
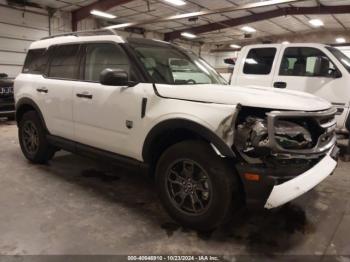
[326,47,350,73]
[23,48,48,75]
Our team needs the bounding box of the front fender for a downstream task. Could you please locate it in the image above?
[142,118,235,162]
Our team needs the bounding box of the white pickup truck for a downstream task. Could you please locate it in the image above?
[227,43,350,133]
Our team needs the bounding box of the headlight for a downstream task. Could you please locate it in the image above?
[274,120,312,150]
[236,116,313,158]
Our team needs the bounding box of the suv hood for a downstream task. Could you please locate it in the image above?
[155,84,331,111]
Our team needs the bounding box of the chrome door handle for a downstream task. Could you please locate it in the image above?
[76,92,93,99]
[36,87,48,93]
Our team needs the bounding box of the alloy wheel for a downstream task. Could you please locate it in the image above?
[166,159,212,215]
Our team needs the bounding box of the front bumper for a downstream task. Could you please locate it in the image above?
[264,146,339,209]
[0,96,15,118]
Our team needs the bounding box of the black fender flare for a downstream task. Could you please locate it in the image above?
[142,118,235,162]
[15,97,48,131]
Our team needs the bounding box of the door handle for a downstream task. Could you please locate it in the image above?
[76,92,93,99]
[273,82,287,89]
[36,87,48,93]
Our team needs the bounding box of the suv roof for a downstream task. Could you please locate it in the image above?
[30,29,125,50]
[29,29,173,50]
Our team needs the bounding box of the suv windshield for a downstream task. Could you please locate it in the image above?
[129,40,227,85]
[326,46,350,73]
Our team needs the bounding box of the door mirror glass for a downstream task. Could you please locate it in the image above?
[100,68,131,86]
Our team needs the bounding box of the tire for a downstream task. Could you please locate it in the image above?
[155,140,242,231]
[18,111,56,164]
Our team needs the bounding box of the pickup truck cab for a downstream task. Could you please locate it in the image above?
[230,43,350,133]
[15,31,339,230]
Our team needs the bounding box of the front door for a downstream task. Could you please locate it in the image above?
[273,46,349,129]
[73,42,145,158]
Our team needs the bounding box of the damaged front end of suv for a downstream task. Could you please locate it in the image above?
[218,105,339,209]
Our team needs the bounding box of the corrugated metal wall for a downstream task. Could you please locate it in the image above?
[0,2,71,77]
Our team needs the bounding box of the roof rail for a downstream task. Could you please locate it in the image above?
[41,28,119,40]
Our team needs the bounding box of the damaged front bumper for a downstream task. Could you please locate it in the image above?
[264,145,339,209]
[233,107,339,209]
[236,145,339,209]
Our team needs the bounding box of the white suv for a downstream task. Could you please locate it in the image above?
[15,30,339,230]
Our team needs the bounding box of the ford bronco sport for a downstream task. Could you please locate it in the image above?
[15,30,339,230]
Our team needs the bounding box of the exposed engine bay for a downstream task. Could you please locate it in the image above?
[232,106,337,165]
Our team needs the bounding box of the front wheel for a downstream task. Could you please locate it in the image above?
[156,140,242,231]
[18,111,56,164]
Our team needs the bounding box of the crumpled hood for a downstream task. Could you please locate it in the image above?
[155,84,331,111]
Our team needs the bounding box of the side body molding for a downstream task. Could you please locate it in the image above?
[142,119,235,162]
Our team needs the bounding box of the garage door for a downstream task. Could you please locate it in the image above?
[0,5,49,77]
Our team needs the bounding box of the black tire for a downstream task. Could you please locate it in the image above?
[18,111,56,164]
[155,140,242,231]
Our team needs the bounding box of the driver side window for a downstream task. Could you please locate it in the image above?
[280,47,337,78]
[83,43,134,82]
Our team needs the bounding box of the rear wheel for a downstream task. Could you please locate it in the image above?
[156,140,242,231]
[18,111,56,164]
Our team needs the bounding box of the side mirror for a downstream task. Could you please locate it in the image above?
[224,58,235,66]
[100,68,136,87]
[332,70,342,79]
[0,73,8,78]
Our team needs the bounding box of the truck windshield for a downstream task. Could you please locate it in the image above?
[130,42,227,85]
[326,47,350,73]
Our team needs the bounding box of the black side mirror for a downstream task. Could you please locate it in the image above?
[332,70,342,79]
[100,68,136,87]
[224,58,235,66]
[0,73,8,78]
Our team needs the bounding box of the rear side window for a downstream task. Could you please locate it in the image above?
[48,44,80,80]
[83,43,132,82]
[280,47,337,77]
[243,48,276,75]
[22,49,48,75]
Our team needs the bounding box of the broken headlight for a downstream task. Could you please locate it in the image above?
[236,116,313,158]
[274,120,312,150]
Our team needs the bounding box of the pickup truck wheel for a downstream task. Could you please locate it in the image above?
[18,111,56,164]
[156,140,241,231]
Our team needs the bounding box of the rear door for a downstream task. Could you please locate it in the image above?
[272,46,348,129]
[233,45,281,87]
[42,44,82,140]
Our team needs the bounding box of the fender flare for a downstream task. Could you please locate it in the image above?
[142,118,235,162]
[15,97,48,131]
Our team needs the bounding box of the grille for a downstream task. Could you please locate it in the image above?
[266,107,337,155]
